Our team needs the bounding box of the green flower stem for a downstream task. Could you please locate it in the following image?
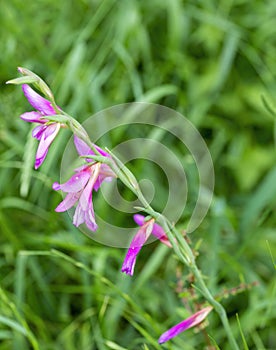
[64,112,239,349]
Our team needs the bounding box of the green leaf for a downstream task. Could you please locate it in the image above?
[236,314,249,350]
[0,316,28,336]
[6,76,39,85]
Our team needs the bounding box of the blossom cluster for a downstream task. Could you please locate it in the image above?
[19,83,171,276]
[14,76,212,344]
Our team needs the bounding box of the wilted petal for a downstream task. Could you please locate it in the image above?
[55,192,80,212]
[22,84,56,115]
[35,123,60,169]
[121,219,154,276]
[158,306,213,344]
[20,111,45,124]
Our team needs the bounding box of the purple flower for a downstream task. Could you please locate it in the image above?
[53,136,115,231]
[20,84,61,169]
[121,215,171,276]
[158,306,213,344]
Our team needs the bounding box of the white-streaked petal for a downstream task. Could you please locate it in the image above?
[73,203,85,227]
[121,219,154,276]
[20,111,45,123]
[35,123,60,169]
[32,125,46,140]
[84,201,98,231]
[55,192,80,212]
[133,214,171,247]
[54,170,91,193]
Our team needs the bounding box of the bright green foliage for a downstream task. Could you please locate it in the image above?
[1,0,276,349]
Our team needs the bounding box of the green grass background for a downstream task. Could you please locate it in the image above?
[1,0,276,349]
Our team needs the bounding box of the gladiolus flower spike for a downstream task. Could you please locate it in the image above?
[121,214,171,276]
[158,306,213,344]
[20,84,61,169]
[53,136,116,232]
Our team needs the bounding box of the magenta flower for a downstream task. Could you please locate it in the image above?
[158,306,213,344]
[121,215,171,276]
[20,84,61,169]
[53,136,115,231]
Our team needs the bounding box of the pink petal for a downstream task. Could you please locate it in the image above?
[35,123,60,169]
[121,219,154,276]
[32,125,47,140]
[74,136,94,157]
[72,164,101,232]
[84,201,98,231]
[74,164,89,172]
[94,144,110,157]
[100,163,116,178]
[152,222,172,247]
[78,164,101,210]
[133,214,171,247]
[20,111,45,124]
[158,306,213,344]
[129,221,154,249]
[55,192,80,212]
[133,214,145,226]
[121,247,141,276]
[22,84,56,115]
[53,170,91,193]
[74,136,110,158]
[52,182,61,190]
[73,203,85,227]
[73,199,98,231]
[94,163,116,191]
[78,178,94,211]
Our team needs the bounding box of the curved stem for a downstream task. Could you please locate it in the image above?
[64,113,239,349]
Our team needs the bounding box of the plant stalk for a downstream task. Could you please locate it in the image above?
[60,109,239,349]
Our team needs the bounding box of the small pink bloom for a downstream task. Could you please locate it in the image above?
[20,84,61,169]
[121,215,171,276]
[53,136,116,231]
[158,306,213,344]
